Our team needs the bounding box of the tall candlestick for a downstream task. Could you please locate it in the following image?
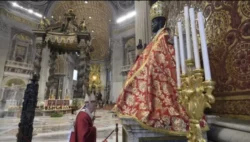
[189,8,201,69]
[174,36,181,88]
[184,5,192,59]
[177,21,186,75]
[198,11,211,80]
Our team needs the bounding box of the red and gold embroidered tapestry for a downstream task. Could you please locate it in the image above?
[113,28,207,135]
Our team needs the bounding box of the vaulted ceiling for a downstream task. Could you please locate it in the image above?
[12,1,135,61]
[51,1,112,61]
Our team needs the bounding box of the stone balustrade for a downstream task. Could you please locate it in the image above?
[4,60,34,76]
[5,60,34,70]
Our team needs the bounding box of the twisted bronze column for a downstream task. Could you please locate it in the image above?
[17,75,39,142]
[45,51,58,99]
[75,40,92,98]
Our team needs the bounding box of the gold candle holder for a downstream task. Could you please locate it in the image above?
[178,59,215,142]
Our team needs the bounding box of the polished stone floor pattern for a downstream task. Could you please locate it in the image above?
[0,109,122,142]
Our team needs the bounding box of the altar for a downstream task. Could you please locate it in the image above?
[44,99,71,110]
[34,99,72,116]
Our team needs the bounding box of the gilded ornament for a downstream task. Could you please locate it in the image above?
[178,61,215,142]
[51,1,111,60]
[89,64,102,90]
[150,1,168,20]
[238,1,250,19]
[205,10,231,44]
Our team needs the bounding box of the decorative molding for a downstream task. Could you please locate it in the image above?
[89,64,102,90]
[211,100,250,116]
[214,90,250,96]
[215,95,250,101]
[0,8,38,28]
[215,114,250,121]
[113,23,135,35]
[3,72,31,79]
[1,74,29,87]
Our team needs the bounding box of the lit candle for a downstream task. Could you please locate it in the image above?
[189,7,201,69]
[184,5,192,59]
[197,11,211,80]
[177,21,186,75]
[174,36,181,88]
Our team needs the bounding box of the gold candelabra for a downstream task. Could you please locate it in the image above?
[178,60,215,142]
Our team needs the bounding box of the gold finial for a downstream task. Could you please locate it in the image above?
[150,1,168,21]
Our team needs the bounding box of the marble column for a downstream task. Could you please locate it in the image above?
[75,39,92,98]
[0,18,10,86]
[34,37,46,101]
[111,39,123,102]
[38,46,50,101]
[135,1,151,57]
[100,62,106,99]
[45,51,58,99]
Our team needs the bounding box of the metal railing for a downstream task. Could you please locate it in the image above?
[102,123,118,142]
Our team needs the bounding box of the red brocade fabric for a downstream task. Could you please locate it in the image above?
[114,28,207,135]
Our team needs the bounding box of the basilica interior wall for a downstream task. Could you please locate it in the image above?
[166,1,250,117]
[0,7,37,86]
[0,5,78,103]
[0,6,39,106]
[110,20,135,103]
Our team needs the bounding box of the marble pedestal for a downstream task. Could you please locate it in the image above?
[120,117,189,142]
[206,115,250,142]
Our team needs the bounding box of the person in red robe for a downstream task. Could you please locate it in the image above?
[70,93,97,142]
[113,1,208,136]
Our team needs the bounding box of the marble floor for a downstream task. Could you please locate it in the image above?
[0,109,122,142]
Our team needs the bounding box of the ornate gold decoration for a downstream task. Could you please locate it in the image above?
[212,99,250,116]
[215,95,250,100]
[178,60,215,142]
[16,33,32,41]
[205,10,231,44]
[238,1,250,19]
[89,64,102,90]
[150,1,168,20]
[64,94,70,100]
[5,78,26,87]
[51,1,112,60]
[33,9,91,53]
[49,94,55,100]
[38,18,50,30]
[166,1,250,116]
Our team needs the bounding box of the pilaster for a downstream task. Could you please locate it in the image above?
[135,1,151,57]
